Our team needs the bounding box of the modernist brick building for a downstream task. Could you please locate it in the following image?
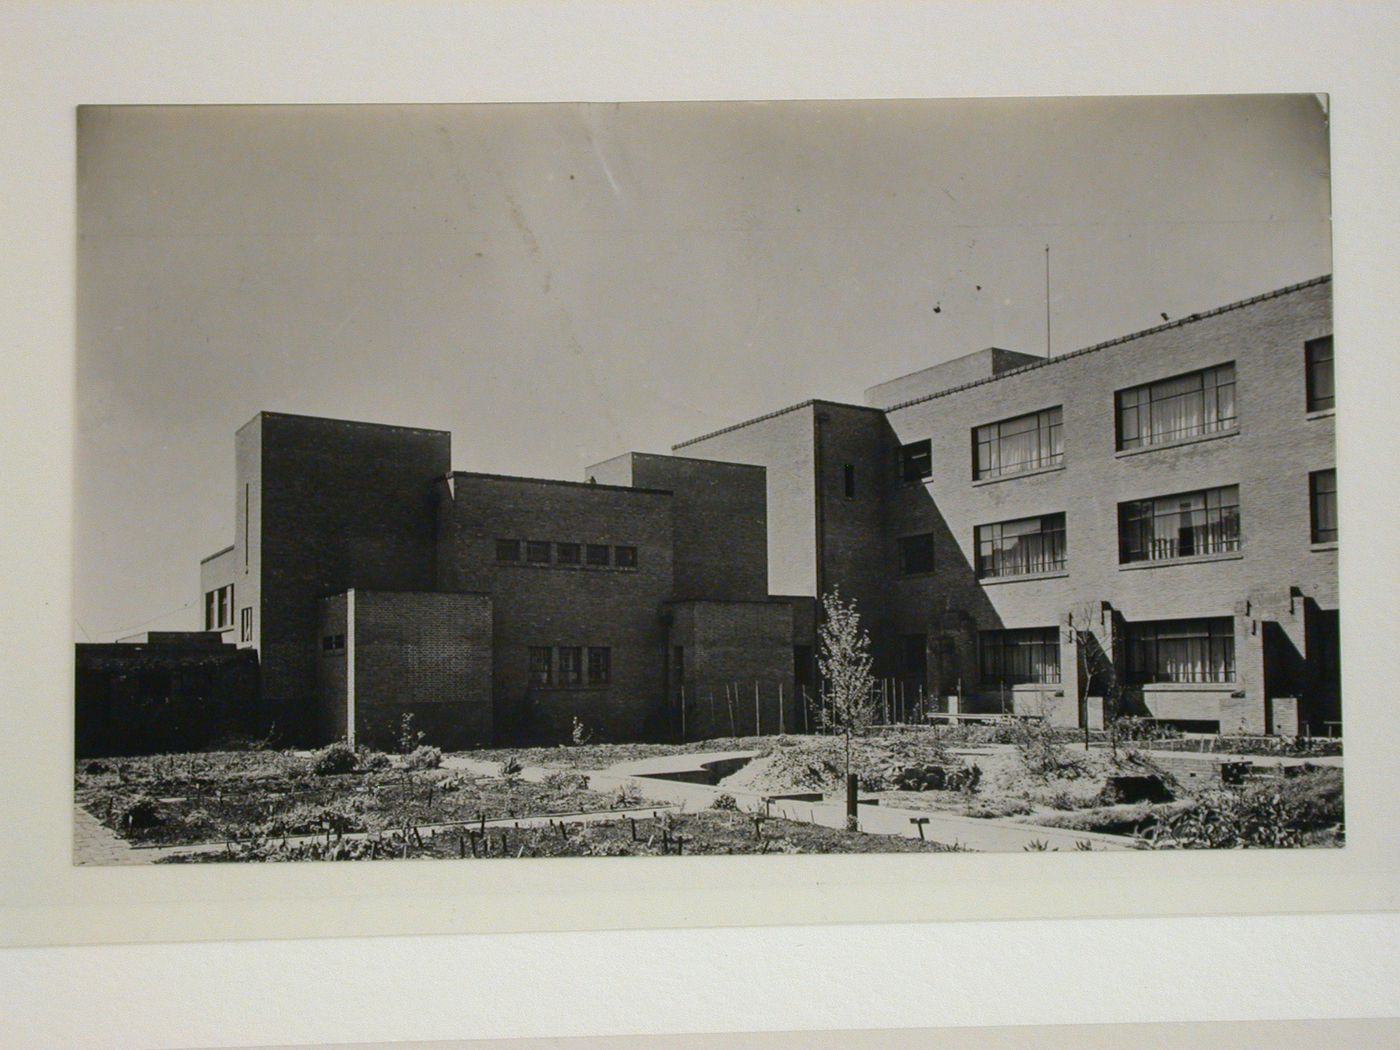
[675,275,1339,735]
[198,275,1338,746]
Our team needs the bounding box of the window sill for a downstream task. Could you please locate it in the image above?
[530,685,611,692]
[970,463,1065,488]
[1306,408,1335,422]
[978,569,1070,586]
[1114,427,1238,459]
[897,571,938,580]
[1309,541,1338,553]
[498,562,638,573]
[1137,682,1239,693]
[1119,552,1244,572]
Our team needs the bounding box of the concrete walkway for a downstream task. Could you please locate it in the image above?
[586,750,1136,852]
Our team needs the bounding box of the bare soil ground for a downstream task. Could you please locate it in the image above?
[75,751,641,847]
[157,809,966,862]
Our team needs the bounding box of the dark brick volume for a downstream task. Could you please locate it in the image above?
[181,276,1336,748]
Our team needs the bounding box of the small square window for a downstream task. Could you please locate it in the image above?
[898,533,935,574]
[558,646,583,686]
[588,646,611,686]
[496,539,521,562]
[556,542,581,565]
[614,545,638,568]
[526,540,551,563]
[586,544,611,566]
[528,646,553,686]
[900,440,932,482]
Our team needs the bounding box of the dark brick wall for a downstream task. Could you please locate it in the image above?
[673,404,819,597]
[668,600,795,739]
[349,590,493,750]
[251,413,451,743]
[588,452,769,602]
[436,473,674,744]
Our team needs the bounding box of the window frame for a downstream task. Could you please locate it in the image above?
[975,512,1067,579]
[979,626,1062,685]
[1118,485,1241,564]
[555,542,581,565]
[613,545,638,568]
[1115,363,1237,451]
[585,543,611,567]
[1306,336,1334,413]
[1124,617,1236,685]
[587,646,612,686]
[972,406,1064,481]
[557,645,584,686]
[525,540,552,564]
[899,439,932,483]
[239,606,252,643]
[528,646,554,687]
[1309,468,1337,544]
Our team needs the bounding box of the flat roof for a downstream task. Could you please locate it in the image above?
[672,398,883,451]
[883,275,1332,414]
[199,544,235,564]
[236,410,451,437]
[446,471,673,497]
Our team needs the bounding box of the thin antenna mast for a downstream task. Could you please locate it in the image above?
[1044,243,1052,359]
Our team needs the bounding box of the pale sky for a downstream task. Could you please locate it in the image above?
[74,95,1331,641]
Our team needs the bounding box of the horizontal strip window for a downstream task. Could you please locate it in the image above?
[529,645,611,688]
[976,513,1066,578]
[1116,363,1236,451]
[495,539,638,569]
[1306,336,1334,413]
[1310,469,1337,544]
[980,627,1061,685]
[973,406,1063,480]
[898,532,935,575]
[1119,485,1240,564]
[1125,617,1235,684]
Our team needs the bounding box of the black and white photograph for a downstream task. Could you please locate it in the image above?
[70,95,1342,865]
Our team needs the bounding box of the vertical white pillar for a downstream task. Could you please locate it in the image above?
[346,589,356,747]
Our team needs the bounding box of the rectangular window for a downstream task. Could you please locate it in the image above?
[973,406,1063,480]
[1118,485,1241,563]
[614,545,638,568]
[587,647,611,686]
[558,646,583,686]
[976,513,1066,578]
[239,607,252,643]
[1125,618,1236,684]
[586,544,611,566]
[496,539,521,562]
[898,532,935,575]
[843,463,856,498]
[322,633,345,653]
[900,439,932,482]
[205,591,217,631]
[556,542,581,565]
[206,584,234,629]
[1310,469,1337,544]
[980,627,1061,685]
[528,646,553,687]
[1116,364,1236,450]
[1306,336,1334,412]
[526,540,551,563]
